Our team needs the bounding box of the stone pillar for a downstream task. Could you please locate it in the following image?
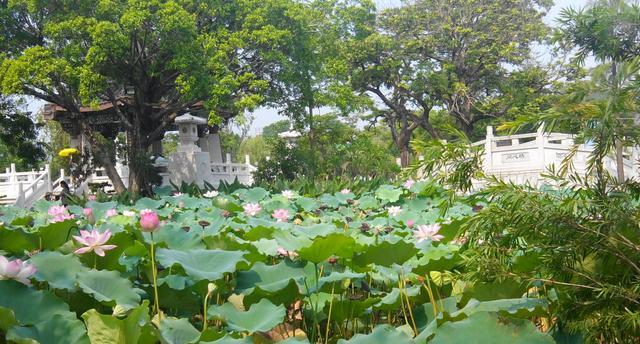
[536,124,546,169]
[168,114,212,186]
[484,126,493,173]
[199,132,224,163]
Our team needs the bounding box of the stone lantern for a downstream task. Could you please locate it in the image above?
[278,124,302,148]
[175,113,208,152]
[168,113,211,186]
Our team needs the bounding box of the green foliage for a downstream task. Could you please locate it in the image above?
[0,97,45,170]
[0,181,552,343]
[254,114,399,184]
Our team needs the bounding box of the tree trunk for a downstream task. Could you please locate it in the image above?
[616,139,625,181]
[126,124,148,197]
[80,121,127,193]
[398,134,411,168]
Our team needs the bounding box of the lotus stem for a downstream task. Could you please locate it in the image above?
[401,277,418,336]
[150,233,161,322]
[325,282,335,344]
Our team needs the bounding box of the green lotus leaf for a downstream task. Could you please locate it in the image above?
[430,312,554,343]
[155,248,247,281]
[134,198,165,210]
[411,244,461,274]
[323,297,381,323]
[81,301,151,344]
[144,223,205,250]
[297,223,336,238]
[241,225,275,241]
[159,318,201,344]
[0,280,74,325]
[412,296,459,330]
[0,307,17,331]
[209,299,286,333]
[242,187,269,203]
[0,224,37,253]
[375,185,402,203]
[296,197,319,211]
[29,251,88,291]
[236,260,315,306]
[272,229,313,251]
[201,335,253,343]
[357,195,379,209]
[337,324,414,344]
[38,219,76,250]
[6,314,90,344]
[77,269,141,310]
[375,286,421,311]
[318,270,365,286]
[297,233,358,263]
[450,298,549,320]
[353,240,418,267]
[319,194,341,208]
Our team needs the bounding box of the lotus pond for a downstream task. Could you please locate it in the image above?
[0,182,554,343]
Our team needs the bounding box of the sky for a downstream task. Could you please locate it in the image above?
[28,0,590,134]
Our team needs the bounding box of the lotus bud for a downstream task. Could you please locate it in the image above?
[83,208,95,224]
[139,209,160,232]
[207,282,217,297]
[112,304,128,318]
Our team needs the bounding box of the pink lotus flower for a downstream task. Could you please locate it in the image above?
[404,179,415,189]
[52,214,75,223]
[276,247,299,259]
[48,205,67,217]
[73,230,117,256]
[0,256,37,285]
[105,209,117,217]
[281,190,295,199]
[243,203,262,216]
[48,205,75,223]
[406,220,415,228]
[340,189,351,194]
[87,195,97,201]
[387,206,402,217]
[139,209,160,232]
[272,209,290,222]
[413,224,444,243]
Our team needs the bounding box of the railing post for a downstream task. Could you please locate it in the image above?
[537,124,546,169]
[16,182,24,207]
[46,164,52,192]
[484,126,493,172]
[245,154,251,165]
[225,153,232,163]
[10,163,16,184]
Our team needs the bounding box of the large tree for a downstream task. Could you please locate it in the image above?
[557,0,640,181]
[0,0,295,195]
[334,0,551,166]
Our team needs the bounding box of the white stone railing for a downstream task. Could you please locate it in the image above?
[210,154,256,185]
[474,126,638,186]
[0,164,70,208]
[87,154,257,191]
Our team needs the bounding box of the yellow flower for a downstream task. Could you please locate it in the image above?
[58,148,79,157]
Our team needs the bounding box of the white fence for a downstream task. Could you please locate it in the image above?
[0,164,69,208]
[1,154,257,208]
[473,126,638,185]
